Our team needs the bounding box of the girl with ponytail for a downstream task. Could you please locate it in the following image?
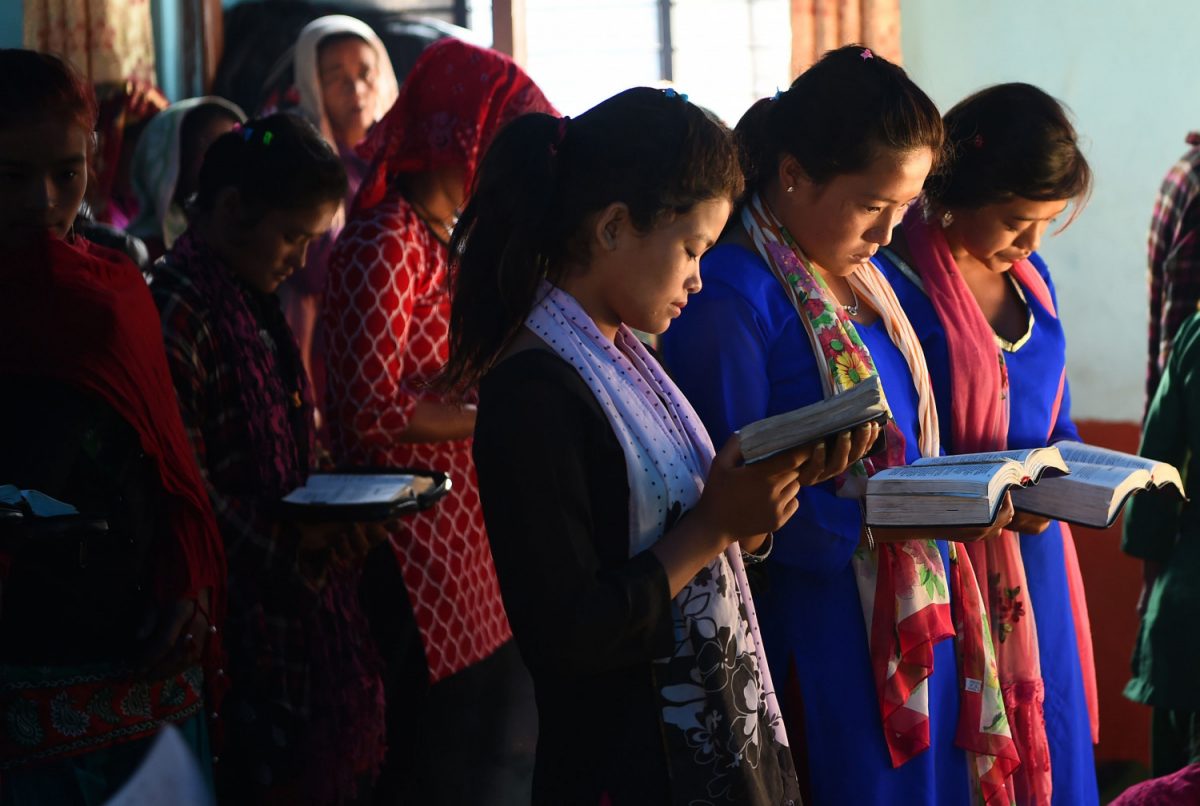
[151,112,391,804]
[451,86,877,805]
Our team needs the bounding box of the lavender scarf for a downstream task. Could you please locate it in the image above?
[526,284,800,805]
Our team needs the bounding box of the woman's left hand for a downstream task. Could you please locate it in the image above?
[135,588,212,679]
[1009,510,1052,535]
[805,422,882,484]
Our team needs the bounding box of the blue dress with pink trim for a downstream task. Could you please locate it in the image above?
[663,243,971,806]
[875,248,1099,806]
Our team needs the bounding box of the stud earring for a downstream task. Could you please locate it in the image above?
[786,186,795,193]
[941,211,954,228]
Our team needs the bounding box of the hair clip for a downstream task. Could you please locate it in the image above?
[550,115,570,156]
[664,87,689,102]
[262,131,274,146]
[973,134,984,148]
[860,48,874,60]
[242,126,254,141]
[773,88,784,101]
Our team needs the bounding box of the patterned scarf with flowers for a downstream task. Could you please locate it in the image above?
[741,194,1021,805]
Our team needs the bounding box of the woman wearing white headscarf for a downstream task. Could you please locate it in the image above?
[127,96,245,261]
[281,15,400,432]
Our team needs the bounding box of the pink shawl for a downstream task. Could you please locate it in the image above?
[903,204,1070,803]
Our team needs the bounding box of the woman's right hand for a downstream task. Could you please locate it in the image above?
[696,435,820,541]
[653,429,876,598]
[696,422,882,541]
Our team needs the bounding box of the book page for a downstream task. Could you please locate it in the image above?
[21,489,79,517]
[104,725,211,806]
[867,461,1020,497]
[1055,441,1159,472]
[1037,463,1146,488]
[913,446,1066,478]
[283,474,415,506]
[914,449,1040,467]
[871,462,1016,480]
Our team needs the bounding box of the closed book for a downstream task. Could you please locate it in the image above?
[738,376,889,464]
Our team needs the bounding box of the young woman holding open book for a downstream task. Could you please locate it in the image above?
[874,84,1100,805]
[151,114,389,804]
[444,87,878,805]
[662,47,1018,805]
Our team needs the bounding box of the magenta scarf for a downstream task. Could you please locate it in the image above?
[165,230,313,495]
[902,205,1056,804]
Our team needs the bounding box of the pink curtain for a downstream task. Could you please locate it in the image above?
[24,0,157,85]
[790,0,902,77]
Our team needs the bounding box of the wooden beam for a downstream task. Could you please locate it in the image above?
[202,0,224,93]
[492,0,527,66]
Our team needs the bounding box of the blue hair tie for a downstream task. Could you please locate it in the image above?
[773,88,784,101]
[663,87,689,103]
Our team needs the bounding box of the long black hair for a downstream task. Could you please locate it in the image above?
[926,83,1091,225]
[442,87,743,392]
[192,112,347,218]
[736,44,944,194]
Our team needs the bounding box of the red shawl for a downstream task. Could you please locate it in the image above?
[902,205,1056,804]
[352,37,557,215]
[0,234,226,629]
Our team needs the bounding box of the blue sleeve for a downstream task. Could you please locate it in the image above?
[1031,253,1082,444]
[1049,376,1081,443]
[662,249,862,578]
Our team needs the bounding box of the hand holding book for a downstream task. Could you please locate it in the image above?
[653,422,882,598]
[294,519,393,591]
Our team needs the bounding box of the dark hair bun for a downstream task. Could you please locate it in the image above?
[193,112,348,215]
[736,44,944,192]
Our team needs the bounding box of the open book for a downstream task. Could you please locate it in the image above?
[280,472,450,522]
[0,484,81,517]
[1009,441,1185,528]
[738,376,889,464]
[863,447,1068,527]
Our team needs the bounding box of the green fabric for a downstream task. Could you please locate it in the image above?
[0,712,213,806]
[1151,708,1200,777]
[1124,312,1200,709]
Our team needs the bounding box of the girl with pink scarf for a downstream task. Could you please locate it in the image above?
[876,83,1099,805]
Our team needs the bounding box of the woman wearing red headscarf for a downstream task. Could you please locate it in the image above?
[322,39,556,804]
[0,50,225,803]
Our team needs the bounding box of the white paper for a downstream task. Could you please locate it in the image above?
[282,474,416,506]
[103,725,213,806]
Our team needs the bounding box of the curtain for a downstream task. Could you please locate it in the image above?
[790,0,902,78]
[24,0,157,85]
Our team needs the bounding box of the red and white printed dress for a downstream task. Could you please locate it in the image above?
[323,196,510,682]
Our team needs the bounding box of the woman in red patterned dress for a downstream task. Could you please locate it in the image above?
[322,39,556,805]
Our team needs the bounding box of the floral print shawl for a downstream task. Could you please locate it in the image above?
[742,194,1021,805]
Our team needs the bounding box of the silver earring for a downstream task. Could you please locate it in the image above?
[786,186,795,193]
[941,211,954,228]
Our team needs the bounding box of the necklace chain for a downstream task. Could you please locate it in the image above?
[772,215,861,316]
[843,282,860,316]
[410,198,456,243]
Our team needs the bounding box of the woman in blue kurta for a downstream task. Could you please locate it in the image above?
[875,83,1099,805]
[663,47,1018,806]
